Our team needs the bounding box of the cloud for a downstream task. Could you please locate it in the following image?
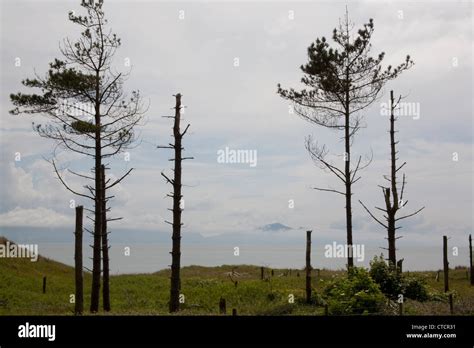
[0,1,471,254]
[0,207,70,228]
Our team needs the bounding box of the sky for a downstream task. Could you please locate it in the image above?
[0,0,472,270]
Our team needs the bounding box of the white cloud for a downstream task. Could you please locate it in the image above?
[0,1,471,254]
[0,207,70,228]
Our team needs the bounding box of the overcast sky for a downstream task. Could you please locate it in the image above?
[0,0,472,260]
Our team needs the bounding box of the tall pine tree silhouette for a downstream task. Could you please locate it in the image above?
[10,1,145,312]
[278,9,412,269]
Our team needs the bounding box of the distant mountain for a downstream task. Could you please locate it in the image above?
[258,223,292,232]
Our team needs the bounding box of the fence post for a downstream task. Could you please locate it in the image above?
[449,294,454,315]
[219,297,226,315]
[443,236,449,292]
[469,234,473,286]
[306,230,312,304]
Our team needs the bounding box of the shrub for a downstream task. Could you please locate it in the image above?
[369,254,429,302]
[369,254,404,299]
[404,277,429,302]
[323,267,385,315]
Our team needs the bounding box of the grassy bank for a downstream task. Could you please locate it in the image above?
[0,238,472,315]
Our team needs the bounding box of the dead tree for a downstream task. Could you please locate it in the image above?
[74,205,84,315]
[470,234,473,286]
[10,2,144,312]
[278,9,413,269]
[306,230,312,304]
[359,90,424,268]
[159,93,193,313]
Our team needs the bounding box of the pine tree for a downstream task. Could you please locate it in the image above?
[277,9,413,269]
[10,0,145,312]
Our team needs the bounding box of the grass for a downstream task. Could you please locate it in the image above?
[0,238,473,315]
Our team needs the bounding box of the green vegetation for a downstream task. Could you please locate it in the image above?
[369,254,429,302]
[323,267,385,315]
[0,243,472,316]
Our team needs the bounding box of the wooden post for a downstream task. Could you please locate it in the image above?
[260,266,264,280]
[74,205,84,315]
[396,259,403,274]
[219,298,226,315]
[449,294,454,315]
[469,234,473,286]
[232,308,237,316]
[443,235,449,292]
[398,302,403,316]
[306,230,312,304]
[42,276,47,294]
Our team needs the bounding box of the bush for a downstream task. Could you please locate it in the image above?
[404,277,429,302]
[323,267,385,315]
[369,254,403,299]
[369,254,429,302]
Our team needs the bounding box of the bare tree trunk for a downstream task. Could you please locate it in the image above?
[159,93,192,313]
[306,230,312,304]
[101,165,110,312]
[344,104,354,269]
[387,90,398,267]
[387,211,396,267]
[74,205,83,315]
[359,90,424,270]
[90,72,102,313]
[344,34,354,270]
[443,235,449,292]
[170,94,183,313]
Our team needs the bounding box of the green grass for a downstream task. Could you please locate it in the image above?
[1,238,472,315]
